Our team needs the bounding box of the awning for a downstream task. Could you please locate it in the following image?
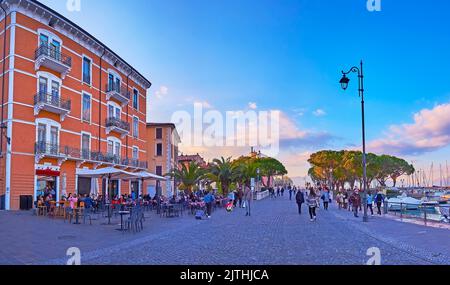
[76,167,165,181]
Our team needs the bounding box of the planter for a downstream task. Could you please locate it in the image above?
[255,190,270,201]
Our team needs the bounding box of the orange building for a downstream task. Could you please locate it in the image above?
[178,153,207,169]
[0,0,151,210]
[146,123,180,197]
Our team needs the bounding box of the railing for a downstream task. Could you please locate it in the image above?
[35,143,147,168]
[385,201,450,225]
[34,92,71,111]
[35,142,81,159]
[35,45,72,67]
[106,117,130,132]
[106,83,130,99]
[122,158,148,169]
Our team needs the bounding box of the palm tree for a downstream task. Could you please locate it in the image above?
[165,162,205,194]
[207,157,236,196]
[233,159,259,188]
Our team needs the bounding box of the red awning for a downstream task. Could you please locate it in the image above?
[36,169,60,177]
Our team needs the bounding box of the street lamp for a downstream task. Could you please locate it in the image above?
[339,60,369,223]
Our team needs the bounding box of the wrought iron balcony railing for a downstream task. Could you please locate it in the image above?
[35,45,72,67]
[106,117,130,132]
[34,92,71,111]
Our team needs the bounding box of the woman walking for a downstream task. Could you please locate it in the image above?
[306,189,318,222]
[295,189,305,215]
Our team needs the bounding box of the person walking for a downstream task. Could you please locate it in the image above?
[204,191,215,218]
[295,189,305,215]
[349,189,362,218]
[374,190,385,215]
[322,189,330,211]
[281,186,285,197]
[276,187,280,197]
[243,185,253,217]
[238,187,244,208]
[306,189,318,222]
[289,185,293,201]
[367,191,374,216]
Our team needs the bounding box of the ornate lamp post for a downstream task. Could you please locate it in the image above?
[339,60,369,223]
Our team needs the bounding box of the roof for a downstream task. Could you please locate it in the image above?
[146,123,177,129]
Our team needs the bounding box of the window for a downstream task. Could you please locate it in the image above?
[39,34,49,47]
[133,89,139,110]
[115,142,121,158]
[156,143,163,156]
[108,103,121,119]
[108,72,121,93]
[107,141,113,155]
[156,128,163,140]
[82,56,91,85]
[37,124,46,143]
[133,117,139,138]
[81,133,90,159]
[132,147,138,160]
[107,137,121,158]
[156,166,162,177]
[82,93,91,122]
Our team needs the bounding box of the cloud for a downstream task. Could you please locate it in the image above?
[155,85,169,99]
[278,112,335,149]
[248,102,257,110]
[313,109,326,117]
[369,102,450,155]
[194,100,213,109]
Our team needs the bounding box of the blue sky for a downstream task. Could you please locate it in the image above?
[40,0,450,183]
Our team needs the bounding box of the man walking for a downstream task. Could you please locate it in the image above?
[289,185,293,201]
[244,185,253,216]
[374,190,385,215]
[349,189,362,218]
[295,189,305,215]
[204,191,215,218]
[238,187,244,208]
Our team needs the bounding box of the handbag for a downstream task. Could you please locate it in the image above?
[242,201,246,208]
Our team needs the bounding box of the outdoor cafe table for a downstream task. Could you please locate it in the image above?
[117,211,130,231]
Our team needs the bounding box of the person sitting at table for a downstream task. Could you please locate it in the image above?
[68,194,78,210]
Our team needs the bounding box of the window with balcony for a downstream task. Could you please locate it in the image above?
[82,56,92,85]
[108,73,121,93]
[81,133,90,159]
[133,89,139,110]
[156,143,163,156]
[82,93,91,123]
[35,118,61,156]
[133,116,139,138]
[156,166,163,177]
[35,30,71,77]
[108,103,121,119]
[156,128,163,140]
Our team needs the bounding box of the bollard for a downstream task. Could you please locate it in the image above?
[400,203,403,220]
[424,206,427,226]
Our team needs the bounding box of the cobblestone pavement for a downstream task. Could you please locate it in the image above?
[1,195,449,265]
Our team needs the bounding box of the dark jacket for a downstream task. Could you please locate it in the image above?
[296,191,305,204]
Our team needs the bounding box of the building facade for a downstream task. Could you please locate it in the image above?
[0,0,151,210]
[146,123,180,198]
[178,153,207,169]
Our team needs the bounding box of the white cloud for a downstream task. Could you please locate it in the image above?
[313,109,326,117]
[155,85,169,99]
[369,102,450,155]
[248,102,257,110]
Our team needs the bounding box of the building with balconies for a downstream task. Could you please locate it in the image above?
[0,0,152,210]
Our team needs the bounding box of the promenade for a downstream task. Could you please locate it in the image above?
[0,194,449,265]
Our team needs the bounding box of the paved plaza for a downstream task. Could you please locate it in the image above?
[0,195,449,265]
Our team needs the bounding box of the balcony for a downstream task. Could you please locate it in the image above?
[34,92,71,121]
[35,45,72,78]
[35,142,81,165]
[106,83,130,107]
[105,117,130,138]
[122,158,148,169]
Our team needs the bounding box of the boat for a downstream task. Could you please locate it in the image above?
[387,195,421,211]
